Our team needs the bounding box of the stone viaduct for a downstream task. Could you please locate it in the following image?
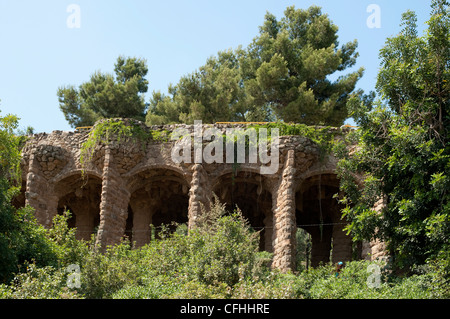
[17,119,385,272]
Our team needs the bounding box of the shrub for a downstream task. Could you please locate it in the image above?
[138,200,262,289]
[183,204,261,287]
[47,210,90,267]
[1,191,446,299]
[0,200,59,284]
[232,271,301,299]
[112,275,182,299]
[307,260,433,299]
[78,239,143,299]
[1,262,80,299]
[168,280,230,299]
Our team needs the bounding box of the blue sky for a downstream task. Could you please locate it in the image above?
[0,0,433,133]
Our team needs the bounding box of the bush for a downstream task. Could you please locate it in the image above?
[47,210,89,267]
[138,200,263,289]
[78,239,144,299]
[0,199,59,284]
[112,275,183,299]
[1,262,80,299]
[110,201,268,299]
[1,193,447,299]
[307,260,433,299]
[182,203,261,287]
[232,271,300,299]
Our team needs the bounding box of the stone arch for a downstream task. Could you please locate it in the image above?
[51,169,103,185]
[54,172,102,241]
[126,167,190,247]
[212,170,273,252]
[296,173,353,267]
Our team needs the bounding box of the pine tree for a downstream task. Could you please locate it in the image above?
[146,6,365,125]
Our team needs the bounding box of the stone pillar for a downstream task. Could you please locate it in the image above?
[96,147,131,249]
[271,150,297,272]
[362,197,388,261]
[188,164,210,230]
[130,199,153,248]
[362,239,387,261]
[25,152,58,227]
[331,223,353,264]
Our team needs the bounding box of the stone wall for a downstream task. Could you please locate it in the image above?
[19,119,384,271]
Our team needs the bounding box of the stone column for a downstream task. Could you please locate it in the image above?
[271,150,297,272]
[187,164,210,230]
[362,197,388,261]
[25,152,58,227]
[331,223,353,264]
[129,199,153,248]
[96,147,131,249]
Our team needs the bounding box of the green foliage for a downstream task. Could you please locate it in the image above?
[0,218,57,282]
[58,56,149,128]
[416,250,450,298]
[78,240,144,299]
[336,0,450,271]
[0,110,21,183]
[146,5,366,126]
[79,118,165,172]
[133,201,262,289]
[0,195,59,284]
[112,275,183,299]
[306,261,430,299]
[250,122,339,158]
[182,202,261,287]
[0,110,59,284]
[0,263,79,299]
[47,210,89,267]
[295,228,311,271]
[0,202,445,299]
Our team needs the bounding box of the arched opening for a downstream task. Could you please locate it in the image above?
[296,174,353,268]
[127,168,189,247]
[55,173,102,241]
[213,170,273,252]
[11,179,26,209]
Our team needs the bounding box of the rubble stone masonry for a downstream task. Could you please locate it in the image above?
[19,119,386,271]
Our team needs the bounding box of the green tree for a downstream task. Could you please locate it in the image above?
[336,0,450,270]
[0,108,58,283]
[147,49,254,125]
[146,5,365,125]
[242,6,364,126]
[58,56,149,128]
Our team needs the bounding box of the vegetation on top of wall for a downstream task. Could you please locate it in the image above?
[249,122,345,161]
[79,118,346,174]
[79,118,171,172]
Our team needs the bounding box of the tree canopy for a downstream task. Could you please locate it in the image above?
[58,56,149,128]
[146,5,365,126]
[336,0,450,270]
